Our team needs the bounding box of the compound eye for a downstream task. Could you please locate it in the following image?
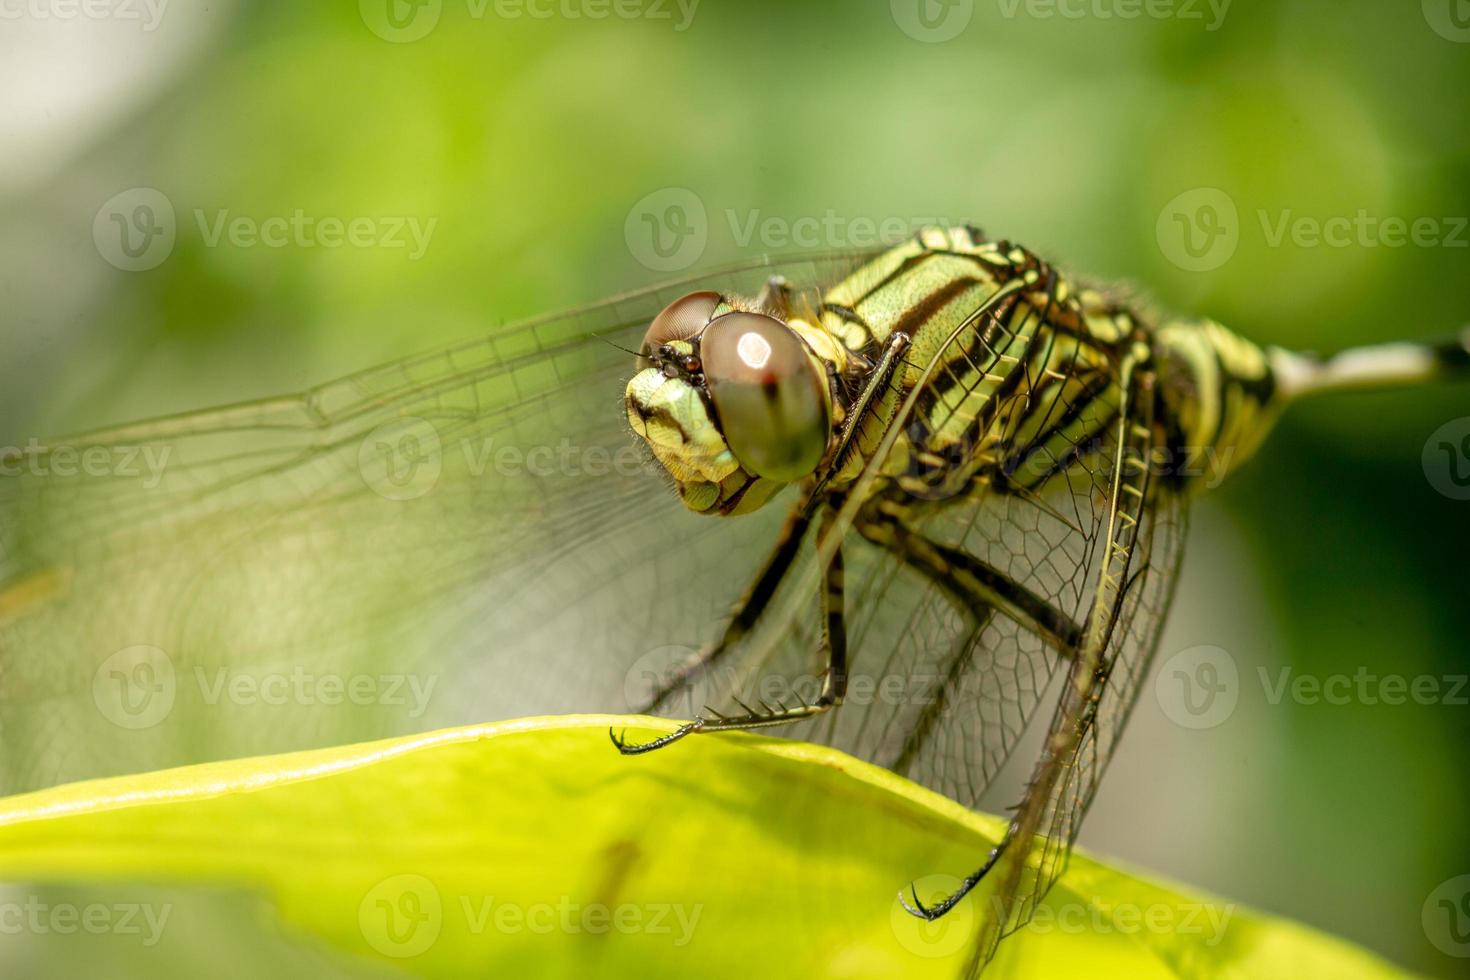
[701,312,829,482]
[638,291,721,368]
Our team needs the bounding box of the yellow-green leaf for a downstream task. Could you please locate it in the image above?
[0,716,1409,979]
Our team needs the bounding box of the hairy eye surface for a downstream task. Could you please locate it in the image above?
[638,291,721,368]
[701,312,829,482]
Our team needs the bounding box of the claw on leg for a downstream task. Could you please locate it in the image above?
[898,883,932,918]
[898,845,1002,921]
[608,718,706,755]
[899,878,967,921]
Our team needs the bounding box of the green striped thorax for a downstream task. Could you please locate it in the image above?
[624,225,1325,517]
[625,291,851,515]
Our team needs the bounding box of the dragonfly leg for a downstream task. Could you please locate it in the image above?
[900,644,1105,923]
[611,509,848,753]
[905,365,1156,931]
[900,842,1005,920]
[619,333,908,728]
[626,499,813,722]
[895,645,1098,921]
[855,510,1082,659]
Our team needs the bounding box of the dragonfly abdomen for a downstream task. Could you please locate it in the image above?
[1154,318,1282,491]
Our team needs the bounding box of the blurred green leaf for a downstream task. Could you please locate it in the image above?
[0,715,1409,979]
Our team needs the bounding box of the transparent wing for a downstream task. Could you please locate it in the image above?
[966,364,1186,974]
[0,250,881,794]
[638,284,1149,813]
[632,287,1187,970]
[806,333,1132,808]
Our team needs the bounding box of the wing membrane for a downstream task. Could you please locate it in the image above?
[631,284,1187,973]
[2,240,1189,974]
[637,279,1142,810]
[968,362,1185,973]
[0,251,880,793]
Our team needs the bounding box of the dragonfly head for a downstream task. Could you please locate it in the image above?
[625,291,836,516]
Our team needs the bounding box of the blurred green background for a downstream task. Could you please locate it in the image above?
[0,1,1467,976]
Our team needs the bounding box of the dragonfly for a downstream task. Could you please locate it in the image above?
[1,225,1466,973]
[604,226,1470,969]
